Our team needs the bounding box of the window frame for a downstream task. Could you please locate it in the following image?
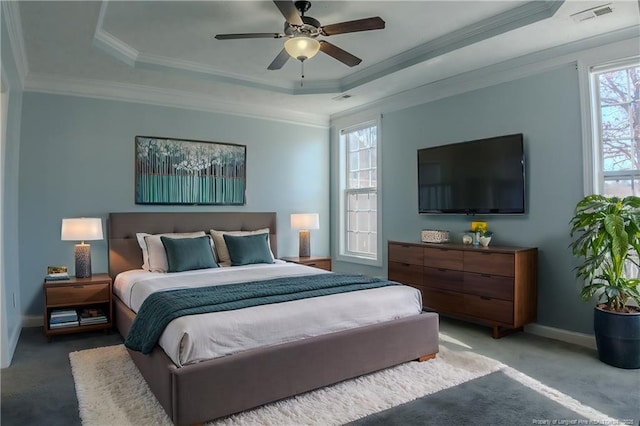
[580,49,640,196]
[336,116,382,266]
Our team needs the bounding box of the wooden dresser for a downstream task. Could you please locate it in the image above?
[388,241,537,338]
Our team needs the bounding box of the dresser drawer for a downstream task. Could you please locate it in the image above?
[464,251,514,276]
[388,261,422,287]
[421,288,466,315]
[46,283,110,306]
[464,294,513,324]
[424,247,463,270]
[388,243,423,266]
[423,267,463,292]
[463,272,514,301]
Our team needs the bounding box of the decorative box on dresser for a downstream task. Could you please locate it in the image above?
[43,273,113,341]
[388,241,537,338]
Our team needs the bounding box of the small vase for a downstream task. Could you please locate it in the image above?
[479,236,492,247]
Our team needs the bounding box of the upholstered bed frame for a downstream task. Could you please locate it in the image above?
[108,212,439,426]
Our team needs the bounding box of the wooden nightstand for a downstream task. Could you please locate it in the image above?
[43,273,113,341]
[281,256,332,271]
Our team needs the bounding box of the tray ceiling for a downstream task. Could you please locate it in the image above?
[7,1,640,124]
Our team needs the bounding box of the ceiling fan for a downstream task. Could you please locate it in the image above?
[215,0,385,71]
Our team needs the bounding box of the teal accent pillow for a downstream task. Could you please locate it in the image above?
[223,233,274,266]
[160,236,218,273]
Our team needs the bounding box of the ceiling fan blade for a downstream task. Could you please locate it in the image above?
[268,48,291,70]
[273,0,303,26]
[321,17,385,36]
[215,33,283,40]
[319,41,362,67]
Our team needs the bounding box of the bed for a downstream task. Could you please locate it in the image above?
[108,212,439,426]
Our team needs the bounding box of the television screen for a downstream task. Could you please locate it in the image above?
[417,134,525,214]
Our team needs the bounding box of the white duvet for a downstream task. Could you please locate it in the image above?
[114,262,422,367]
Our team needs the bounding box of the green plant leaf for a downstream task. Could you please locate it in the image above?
[569,195,640,311]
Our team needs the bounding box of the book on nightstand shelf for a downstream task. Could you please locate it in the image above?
[49,308,78,328]
[45,272,70,281]
[50,320,80,329]
[79,307,107,325]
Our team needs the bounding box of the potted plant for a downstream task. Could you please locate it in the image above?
[569,194,640,369]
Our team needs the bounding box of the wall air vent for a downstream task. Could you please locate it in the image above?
[571,3,613,22]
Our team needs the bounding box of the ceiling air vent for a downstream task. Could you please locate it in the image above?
[571,3,613,22]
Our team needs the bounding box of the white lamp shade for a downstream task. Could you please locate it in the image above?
[284,37,320,61]
[291,213,320,230]
[61,218,103,241]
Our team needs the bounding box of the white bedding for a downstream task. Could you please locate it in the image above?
[114,262,422,367]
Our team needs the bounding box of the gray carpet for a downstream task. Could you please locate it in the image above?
[2,318,639,425]
[350,371,590,426]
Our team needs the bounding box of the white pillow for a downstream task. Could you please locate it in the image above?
[136,231,208,272]
[136,233,152,270]
[210,228,274,266]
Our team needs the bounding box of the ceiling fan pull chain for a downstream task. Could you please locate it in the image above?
[300,61,305,87]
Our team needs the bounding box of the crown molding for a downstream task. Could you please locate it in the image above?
[331,26,640,122]
[95,28,342,95]
[92,1,565,95]
[341,0,565,91]
[135,52,294,93]
[22,73,329,128]
[1,1,28,87]
[93,1,326,94]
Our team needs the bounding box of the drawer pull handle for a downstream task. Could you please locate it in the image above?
[307,263,317,267]
[402,263,411,267]
[480,296,491,300]
[481,274,491,278]
[438,268,447,272]
[481,253,491,255]
[73,285,85,289]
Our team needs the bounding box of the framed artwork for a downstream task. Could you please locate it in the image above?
[135,136,246,205]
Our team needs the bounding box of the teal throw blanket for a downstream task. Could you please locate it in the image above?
[125,273,399,354]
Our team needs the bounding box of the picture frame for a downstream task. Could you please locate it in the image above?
[135,136,246,205]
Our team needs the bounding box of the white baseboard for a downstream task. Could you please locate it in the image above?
[525,323,596,350]
[22,315,43,328]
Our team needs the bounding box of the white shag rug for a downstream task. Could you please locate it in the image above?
[69,343,621,426]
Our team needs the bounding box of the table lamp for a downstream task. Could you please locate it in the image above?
[61,218,103,278]
[290,213,319,258]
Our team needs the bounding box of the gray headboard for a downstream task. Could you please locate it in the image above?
[108,212,277,278]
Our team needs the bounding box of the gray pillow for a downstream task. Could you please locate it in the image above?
[223,233,274,266]
[160,236,218,272]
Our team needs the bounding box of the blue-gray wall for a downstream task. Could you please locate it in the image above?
[2,8,25,367]
[18,93,330,317]
[7,56,604,337]
[333,64,591,334]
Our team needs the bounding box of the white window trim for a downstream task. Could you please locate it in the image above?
[334,115,383,267]
[578,40,640,196]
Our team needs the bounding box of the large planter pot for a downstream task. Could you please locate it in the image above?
[593,306,640,369]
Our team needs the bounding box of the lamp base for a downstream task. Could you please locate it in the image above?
[75,243,92,278]
[298,230,310,258]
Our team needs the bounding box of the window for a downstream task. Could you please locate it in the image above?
[339,119,380,263]
[590,60,640,197]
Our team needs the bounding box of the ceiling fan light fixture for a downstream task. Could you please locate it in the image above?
[284,36,320,61]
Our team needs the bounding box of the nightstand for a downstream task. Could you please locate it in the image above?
[281,256,332,271]
[43,273,113,341]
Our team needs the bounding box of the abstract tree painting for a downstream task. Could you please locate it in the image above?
[135,136,246,205]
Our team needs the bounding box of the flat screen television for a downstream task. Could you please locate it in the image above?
[417,133,525,214]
